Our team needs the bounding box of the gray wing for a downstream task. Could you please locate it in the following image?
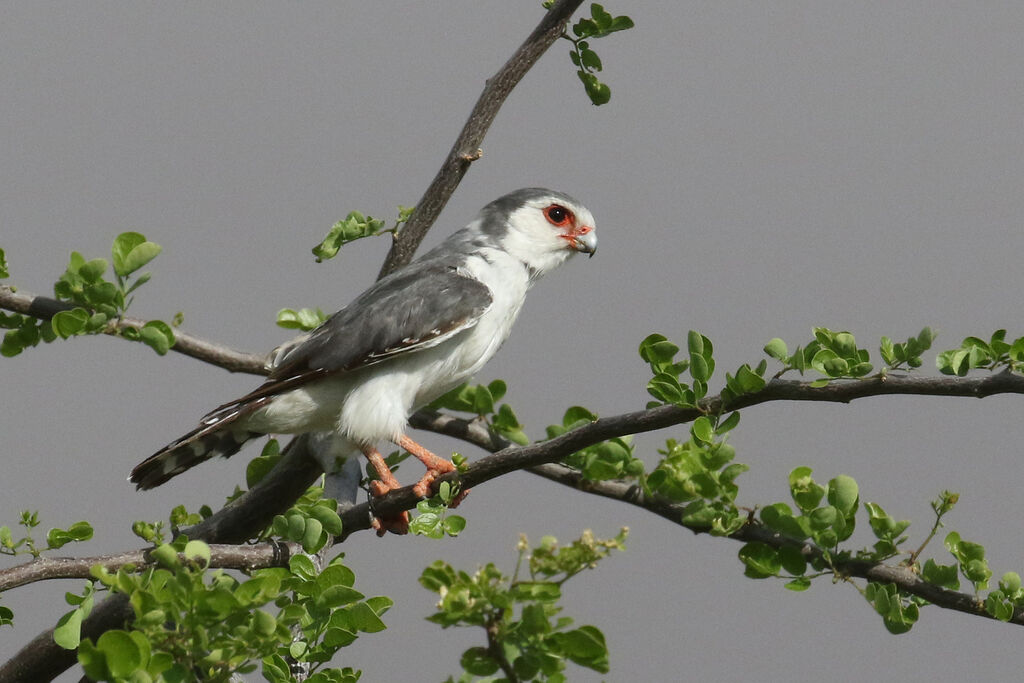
[202,262,492,417]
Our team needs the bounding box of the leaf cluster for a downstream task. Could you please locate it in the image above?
[764,328,874,381]
[430,379,529,445]
[311,206,412,263]
[420,529,626,681]
[1,232,175,357]
[0,510,93,560]
[546,406,642,481]
[936,329,1024,376]
[545,2,633,105]
[58,539,383,682]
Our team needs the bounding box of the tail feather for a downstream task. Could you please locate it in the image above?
[130,424,258,490]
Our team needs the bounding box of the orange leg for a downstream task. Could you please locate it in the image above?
[396,434,468,506]
[361,446,409,536]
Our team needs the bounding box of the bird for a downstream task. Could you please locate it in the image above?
[129,188,597,534]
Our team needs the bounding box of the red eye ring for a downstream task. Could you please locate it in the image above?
[543,204,573,227]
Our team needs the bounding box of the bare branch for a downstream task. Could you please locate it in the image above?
[0,285,267,375]
[0,542,303,593]
[376,0,584,277]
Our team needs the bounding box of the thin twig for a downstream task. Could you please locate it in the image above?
[376,0,585,278]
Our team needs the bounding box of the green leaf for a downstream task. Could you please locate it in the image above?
[461,647,500,676]
[0,248,8,278]
[301,517,325,553]
[690,416,714,444]
[138,320,175,355]
[738,542,780,578]
[78,257,109,283]
[921,559,960,590]
[96,629,143,679]
[789,467,825,512]
[276,307,326,331]
[760,503,808,540]
[716,411,741,435]
[308,504,343,536]
[51,308,90,338]
[827,475,859,516]
[53,608,83,649]
[638,334,680,372]
[183,540,210,566]
[46,521,94,549]
[557,625,608,673]
[785,577,812,591]
[764,337,788,360]
[312,211,387,262]
[112,232,162,277]
[346,601,387,633]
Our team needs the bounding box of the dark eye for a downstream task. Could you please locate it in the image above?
[544,204,573,226]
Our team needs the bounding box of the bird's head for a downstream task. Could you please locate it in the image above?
[484,188,597,277]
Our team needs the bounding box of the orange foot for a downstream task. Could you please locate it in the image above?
[361,446,409,536]
[398,435,470,506]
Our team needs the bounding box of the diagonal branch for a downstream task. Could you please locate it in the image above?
[376,0,584,278]
[406,410,1024,627]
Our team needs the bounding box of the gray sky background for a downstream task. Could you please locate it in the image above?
[3,3,1024,681]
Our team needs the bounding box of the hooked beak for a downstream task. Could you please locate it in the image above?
[568,227,597,257]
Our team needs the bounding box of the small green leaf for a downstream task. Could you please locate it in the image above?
[53,608,83,649]
[96,629,143,679]
[112,232,162,277]
[738,542,781,578]
[308,504,343,536]
[51,309,90,338]
[312,211,387,262]
[690,416,714,444]
[764,337,788,361]
[461,647,500,676]
[276,307,326,331]
[827,475,859,516]
[138,320,175,355]
[0,248,8,278]
[183,540,210,566]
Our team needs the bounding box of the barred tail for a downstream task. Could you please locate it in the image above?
[129,423,258,490]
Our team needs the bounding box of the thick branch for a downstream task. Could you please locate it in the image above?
[0,285,266,375]
[0,542,303,593]
[376,0,583,277]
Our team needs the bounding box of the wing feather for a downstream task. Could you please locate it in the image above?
[201,263,492,421]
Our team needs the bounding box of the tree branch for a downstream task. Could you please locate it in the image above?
[407,410,1024,627]
[375,0,583,278]
[2,5,588,674]
[0,285,266,375]
[0,542,303,593]
[0,437,322,683]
